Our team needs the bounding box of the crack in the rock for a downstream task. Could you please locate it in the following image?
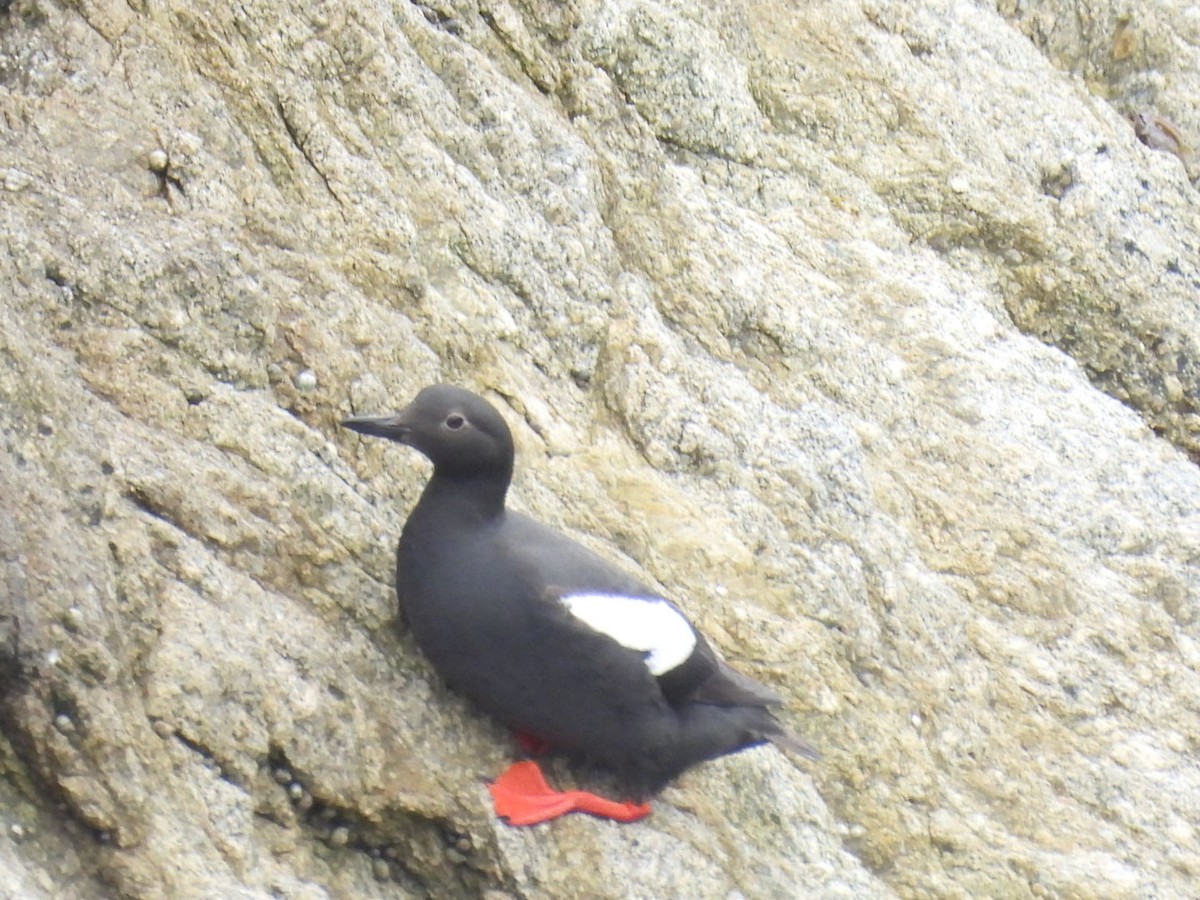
[275,96,344,207]
[263,743,509,896]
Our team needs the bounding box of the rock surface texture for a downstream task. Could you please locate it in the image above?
[3,0,1200,897]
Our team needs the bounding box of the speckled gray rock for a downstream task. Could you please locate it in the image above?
[3,0,1200,897]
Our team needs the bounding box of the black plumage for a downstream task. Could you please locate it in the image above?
[343,384,816,802]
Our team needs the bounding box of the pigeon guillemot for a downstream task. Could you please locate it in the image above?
[342,384,818,825]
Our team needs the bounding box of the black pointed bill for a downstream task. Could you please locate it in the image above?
[340,413,411,442]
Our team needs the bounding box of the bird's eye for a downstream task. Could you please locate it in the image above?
[444,413,465,430]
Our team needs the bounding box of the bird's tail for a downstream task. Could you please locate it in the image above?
[762,717,822,761]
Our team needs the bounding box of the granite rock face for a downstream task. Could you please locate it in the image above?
[3,0,1200,897]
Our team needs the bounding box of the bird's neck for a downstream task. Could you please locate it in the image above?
[417,469,510,523]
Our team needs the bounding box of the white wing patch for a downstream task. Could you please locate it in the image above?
[558,593,697,676]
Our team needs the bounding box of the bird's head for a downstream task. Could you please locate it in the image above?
[342,384,514,477]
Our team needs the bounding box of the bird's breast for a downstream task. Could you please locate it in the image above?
[395,520,525,674]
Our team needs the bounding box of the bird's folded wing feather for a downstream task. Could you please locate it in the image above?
[503,512,785,708]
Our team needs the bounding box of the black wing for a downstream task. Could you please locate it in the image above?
[502,511,783,708]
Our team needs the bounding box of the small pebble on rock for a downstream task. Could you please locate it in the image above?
[147,149,170,174]
[63,606,84,632]
[295,369,318,392]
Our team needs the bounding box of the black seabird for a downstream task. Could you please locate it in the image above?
[343,384,818,825]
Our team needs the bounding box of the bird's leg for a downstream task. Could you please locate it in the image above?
[513,730,553,755]
[487,761,652,826]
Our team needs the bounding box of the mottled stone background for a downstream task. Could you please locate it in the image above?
[3,0,1200,897]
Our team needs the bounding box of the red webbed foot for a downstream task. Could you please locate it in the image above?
[487,761,652,826]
